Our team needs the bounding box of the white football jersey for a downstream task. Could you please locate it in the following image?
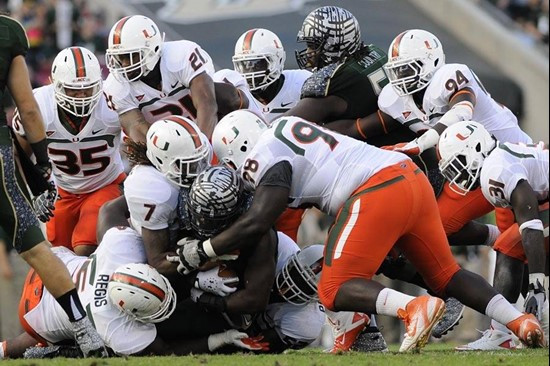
[103,40,215,122]
[124,165,180,235]
[247,69,312,123]
[240,116,408,216]
[23,227,156,355]
[480,142,548,208]
[378,63,532,144]
[213,69,264,118]
[12,85,124,194]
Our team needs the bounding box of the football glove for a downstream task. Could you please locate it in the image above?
[166,237,208,275]
[194,266,238,297]
[33,181,57,223]
[524,275,547,321]
[207,330,270,352]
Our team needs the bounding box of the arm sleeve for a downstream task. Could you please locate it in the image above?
[258,161,292,189]
[481,163,528,208]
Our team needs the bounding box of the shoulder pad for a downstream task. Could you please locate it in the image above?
[213,68,248,90]
[103,74,131,102]
[300,62,341,98]
[163,40,199,73]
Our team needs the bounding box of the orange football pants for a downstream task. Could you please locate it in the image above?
[275,208,305,242]
[319,161,460,310]
[493,202,549,262]
[437,182,494,235]
[18,268,48,344]
[47,173,125,251]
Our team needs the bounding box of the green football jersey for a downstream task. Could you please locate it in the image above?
[0,15,29,126]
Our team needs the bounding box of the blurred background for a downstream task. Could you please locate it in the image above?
[0,0,548,349]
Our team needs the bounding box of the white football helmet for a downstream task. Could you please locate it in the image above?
[51,47,102,117]
[232,28,286,91]
[108,263,177,323]
[146,116,212,187]
[384,29,445,96]
[106,15,165,82]
[438,121,496,195]
[212,110,269,170]
[276,244,324,305]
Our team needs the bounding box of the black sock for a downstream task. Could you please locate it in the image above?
[55,288,86,322]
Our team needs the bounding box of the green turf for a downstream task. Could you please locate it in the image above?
[1,344,548,366]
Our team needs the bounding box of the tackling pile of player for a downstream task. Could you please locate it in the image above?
[0,5,547,359]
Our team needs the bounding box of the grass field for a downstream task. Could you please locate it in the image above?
[2,344,548,366]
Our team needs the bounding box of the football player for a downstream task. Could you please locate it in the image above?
[1,227,262,358]
[438,121,548,349]
[178,166,325,353]
[0,15,106,358]
[173,110,546,351]
[283,6,414,148]
[13,47,125,257]
[121,116,212,277]
[232,28,311,123]
[103,15,245,142]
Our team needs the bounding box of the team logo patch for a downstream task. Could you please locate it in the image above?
[402,111,411,119]
[136,94,145,102]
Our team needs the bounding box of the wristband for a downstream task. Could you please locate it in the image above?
[529,273,546,289]
[30,138,50,165]
[197,292,227,313]
[519,219,544,235]
[202,239,217,258]
[416,128,440,152]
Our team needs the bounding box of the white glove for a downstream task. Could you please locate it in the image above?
[524,273,547,322]
[195,266,238,297]
[33,182,57,223]
[207,330,270,352]
[166,237,207,275]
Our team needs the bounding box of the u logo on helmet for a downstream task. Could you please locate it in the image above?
[152,134,170,151]
[456,124,477,140]
[143,25,158,39]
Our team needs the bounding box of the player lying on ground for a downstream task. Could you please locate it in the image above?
[172,110,545,352]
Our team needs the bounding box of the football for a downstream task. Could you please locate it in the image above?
[218,263,239,288]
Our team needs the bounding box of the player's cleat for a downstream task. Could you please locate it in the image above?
[327,311,370,353]
[350,325,389,352]
[397,295,446,352]
[506,313,546,348]
[432,297,465,338]
[455,328,518,351]
[73,317,109,358]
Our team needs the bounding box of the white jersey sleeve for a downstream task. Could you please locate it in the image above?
[378,84,429,134]
[480,142,549,208]
[213,68,264,118]
[124,165,179,233]
[425,64,477,107]
[165,40,215,86]
[103,73,136,114]
[11,86,51,136]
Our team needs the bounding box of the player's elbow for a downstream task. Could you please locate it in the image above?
[18,108,42,128]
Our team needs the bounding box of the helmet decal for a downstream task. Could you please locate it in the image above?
[151,134,169,151]
[242,29,258,52]
[112,16,131,45]
[391,31,408,58]
[110,272,166,301]
[69,47,86,78]
[165,116,202,148]
[142,25,158,39]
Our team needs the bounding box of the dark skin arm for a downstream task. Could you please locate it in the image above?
[210,185,289,255]
[510,180,546,274]
[324,110,399,141]
[0,332,38,359]
[189,72,218,139]
[283,95,348,124]
[142,226,179,277]
[224,230,277,314]
[119,108,150,143]
[214,82,248,119]
[96,195,130,243]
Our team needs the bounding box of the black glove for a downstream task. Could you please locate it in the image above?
[30,138,52,181]
[33,181,57,222]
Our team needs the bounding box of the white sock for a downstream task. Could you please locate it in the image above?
[375,288,415,317]
[484,224,500,247]
[485,294,523,326]
[490,302,518,333]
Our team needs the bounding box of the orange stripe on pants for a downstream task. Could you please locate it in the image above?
[318,161,460,310]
